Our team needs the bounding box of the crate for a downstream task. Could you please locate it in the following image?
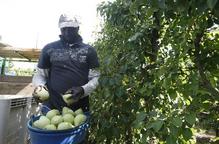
[0,96,38,144]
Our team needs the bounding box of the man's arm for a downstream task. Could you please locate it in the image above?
[32,67,49,103]
[32,67,49,87]
[81,69,100,97]
[32,45,51,87]
[81,46,100,97]
[32,45,51,103]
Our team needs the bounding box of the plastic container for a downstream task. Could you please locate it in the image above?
[27,113,90,144]
[0,96,37,144]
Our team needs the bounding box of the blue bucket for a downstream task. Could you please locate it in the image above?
[27,113,90,144]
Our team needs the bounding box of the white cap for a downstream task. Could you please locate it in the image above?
[58,14,80,28]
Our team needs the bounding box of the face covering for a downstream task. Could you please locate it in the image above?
[61,27,80,44]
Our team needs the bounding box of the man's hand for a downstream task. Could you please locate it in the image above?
[64,87,84,102]
[32,85,49,104]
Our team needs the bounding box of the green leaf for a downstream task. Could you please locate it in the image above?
[197,89,211,95]
[185,112,196,126]
[170,125,180,136]
[132,112,147,129]
[151,120,164,132]
[140,132,149,143]
[135,0,147,7]
[182,128,193,141]
[132,121,144,129]
[120,64,127,73]
[100,77,108,85]
[176,0,188,12]
[128,32,143,42]
[166,135,176,144]
[139,87,147,94]
[146,89,152,96]
[162,77,171,89]
[172,117,182,127]
[158,0,166,9]
[207,0,218,9]
[136,112,147,121]
[169,89,177,99]
[129,3,137,15]
[212,136,219,142]
[185,99,191,105]
[109,79,115,86]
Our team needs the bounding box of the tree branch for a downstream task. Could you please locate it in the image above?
[194,31,219,100]
[150,12,160,62]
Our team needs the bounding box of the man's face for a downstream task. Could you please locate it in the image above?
[61,27,79,43]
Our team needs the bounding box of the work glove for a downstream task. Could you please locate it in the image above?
[32,85,49,104]
[64,87,84,102]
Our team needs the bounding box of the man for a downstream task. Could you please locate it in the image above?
[32,14,100,115]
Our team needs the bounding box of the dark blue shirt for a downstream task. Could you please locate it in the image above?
[37,37,99,110]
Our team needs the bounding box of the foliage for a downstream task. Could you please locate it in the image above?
[90,0,219,143]
[12,67,34,76]
[1,59,35,76]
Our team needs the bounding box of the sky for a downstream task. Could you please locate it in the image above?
[0,0,105,48]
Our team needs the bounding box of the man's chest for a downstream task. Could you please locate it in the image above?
[48,47,89,64]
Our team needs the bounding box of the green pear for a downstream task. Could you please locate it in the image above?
[33,116,50,129]
[51,115,63,125]
[62,94,77,105]
[46,109,60,119]
[57,122,74,130]
[44,124,56,130]
[62,107,75,115]
[74,108,83,115]
[74,114,86,126]
[63,113,74,124]
[35,86,49,101]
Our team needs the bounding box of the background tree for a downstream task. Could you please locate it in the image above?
[90,0,219,143]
